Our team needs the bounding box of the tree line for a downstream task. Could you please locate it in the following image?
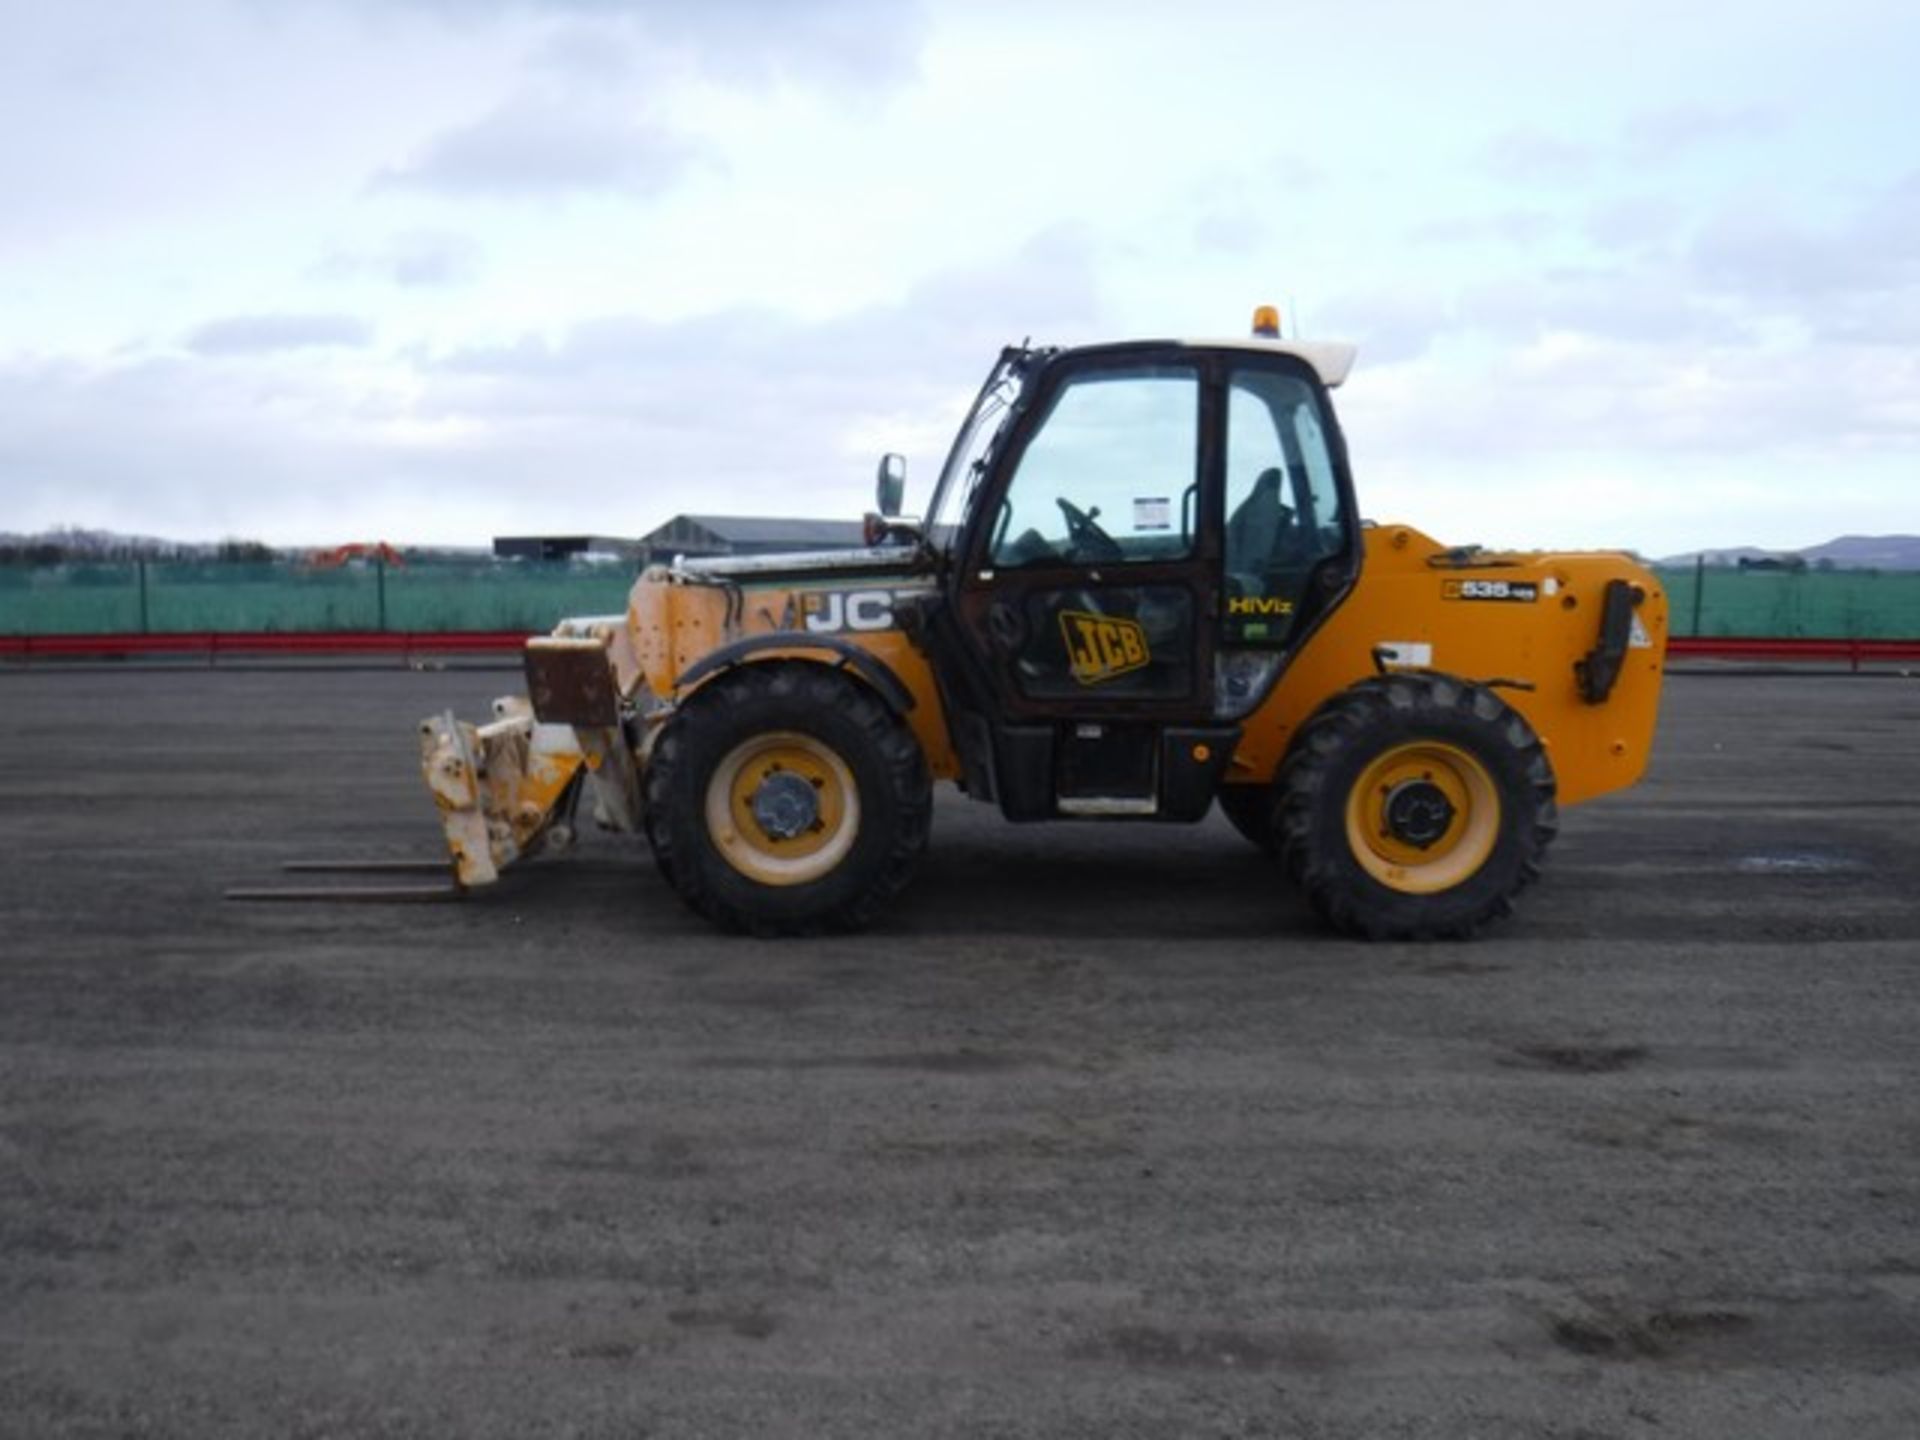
[0,533,278,565]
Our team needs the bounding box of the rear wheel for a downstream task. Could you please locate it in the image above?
[644,662,931,935]
[1277,674,1556,939]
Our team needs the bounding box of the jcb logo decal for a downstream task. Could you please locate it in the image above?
[802,590,898,633]
[1227,595,1294,617]
[1060,610,1149,686]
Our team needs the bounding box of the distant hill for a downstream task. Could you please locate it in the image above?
[1659,534,1920,571]
[1799,535,1920,569]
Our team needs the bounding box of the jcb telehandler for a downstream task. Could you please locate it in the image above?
[416,311,1667,938]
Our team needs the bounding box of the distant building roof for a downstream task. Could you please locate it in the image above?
[675,515,867,547]
[495,516,868,565]
[635,514,866,558]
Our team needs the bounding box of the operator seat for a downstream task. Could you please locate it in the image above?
[1225,466,1290,596]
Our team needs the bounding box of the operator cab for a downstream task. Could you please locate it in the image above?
[915,316,1364,821]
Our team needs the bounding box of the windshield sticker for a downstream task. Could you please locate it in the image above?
[1374,641,1433,669]
[1132,497,1172,532]
[1059,610,1150,685]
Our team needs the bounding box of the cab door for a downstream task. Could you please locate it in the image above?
[1219,357,1361,653]
[951,350,1232,818]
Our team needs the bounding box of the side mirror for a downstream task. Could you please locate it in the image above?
[875,453,906,518]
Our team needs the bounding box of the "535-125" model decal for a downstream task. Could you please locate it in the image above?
[1441,578,1538,603]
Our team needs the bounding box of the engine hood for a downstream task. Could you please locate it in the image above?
[673,543,929,583]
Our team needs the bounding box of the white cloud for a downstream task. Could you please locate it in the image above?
[315,230,484,288]
[2,0,1919,558]
[185,314,375,355]
[0,230,1100,546]
[369,0,929,88]
[1408,210,1558,250]
[377,100,699,196]
[1621,103,1784,162]
[1480,130,1597,186]
[1688,175,1920,306]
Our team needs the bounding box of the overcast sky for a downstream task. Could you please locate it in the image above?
[3,0,1916,555]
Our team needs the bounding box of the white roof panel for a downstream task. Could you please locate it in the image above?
[1176,338,1359,388]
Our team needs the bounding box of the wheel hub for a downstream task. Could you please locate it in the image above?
[1383,779,1455,850]
[749,769,820,841]
[1345,740,1501,896]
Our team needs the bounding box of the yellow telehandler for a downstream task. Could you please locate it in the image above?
[413,311,1667,938]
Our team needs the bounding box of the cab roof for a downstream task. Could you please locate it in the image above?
[1176,337,1358,388]
[1054,337,1359,389]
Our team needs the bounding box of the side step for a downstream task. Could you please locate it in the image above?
[225,858,464,903]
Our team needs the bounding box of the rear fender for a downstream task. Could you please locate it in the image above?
[1232,525,1669,806]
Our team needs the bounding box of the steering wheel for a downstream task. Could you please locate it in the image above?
[1055,497,1124,564]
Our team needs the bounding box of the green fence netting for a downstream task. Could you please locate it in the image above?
[2,560,1918,639]
[1649,566,1920,639]
[0,561,637,636]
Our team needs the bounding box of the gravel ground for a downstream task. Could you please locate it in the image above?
[2,666,1917,1438]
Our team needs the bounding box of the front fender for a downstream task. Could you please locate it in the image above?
[673,631,918,718]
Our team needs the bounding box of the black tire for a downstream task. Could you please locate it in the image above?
[644,662,932,936]
[642,785,676,884]
[1277,673,1557,940]
[1216,784,1280,854]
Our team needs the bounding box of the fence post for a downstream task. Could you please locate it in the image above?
[376,559,388,633]
[137,560,150,634]
[1690,554,1705,638]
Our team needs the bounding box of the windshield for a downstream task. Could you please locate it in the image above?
[923,348,1038,556]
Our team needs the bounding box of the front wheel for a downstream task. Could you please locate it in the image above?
[644,663,931,935]
[1277,674,1557,939]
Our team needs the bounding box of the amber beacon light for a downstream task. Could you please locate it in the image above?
[1251,304,1282,338]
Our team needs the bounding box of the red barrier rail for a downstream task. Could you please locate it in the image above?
[4,631,1917,666]
[1666,636,1920,668]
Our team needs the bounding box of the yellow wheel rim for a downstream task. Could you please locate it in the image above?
[1344,741,1499,895]
[704,730,859,887]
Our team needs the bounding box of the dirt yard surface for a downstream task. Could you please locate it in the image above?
[2,667,1917,1438]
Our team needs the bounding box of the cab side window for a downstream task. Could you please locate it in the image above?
[1222,368,1346,645]
[990,365,1199,568]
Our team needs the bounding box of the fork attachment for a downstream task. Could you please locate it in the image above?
[225,858,462,902]
[417,637,643,888]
